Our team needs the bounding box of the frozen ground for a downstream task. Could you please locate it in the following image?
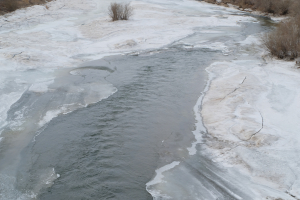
[201,37,300,199]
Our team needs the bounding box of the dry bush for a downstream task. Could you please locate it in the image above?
[0,0,49,14]
[203,0,294,15]
[235,0,254,9]
[203,0,217,3]
[256,0,290,15]
[108,2,133,21]
[122,3,133,20]
[1,0,19,12]
[202,0,300,59]
[255,0,272,12]
[289,0,300,17]
[275,0,291,15]
[263,17,300,59]
[108,2,121,21]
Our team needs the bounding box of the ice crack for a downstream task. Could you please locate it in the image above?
[286,170,299,200]
[247,111,263,141]
[286,192,300,200]
[12,52,23,59]
[221,76,247,102]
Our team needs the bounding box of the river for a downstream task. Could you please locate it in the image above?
[0,0,273,199]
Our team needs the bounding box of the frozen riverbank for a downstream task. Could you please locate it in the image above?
[201,36,300,198]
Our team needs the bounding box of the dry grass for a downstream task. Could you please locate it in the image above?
[288,0,300,17]
[108,2,133,21]
[203,0,294,15]
[261,1,300,59]
[0,0,19,12]
[203,0,300,59]
[0,0,50,14]
[263,16,300,59]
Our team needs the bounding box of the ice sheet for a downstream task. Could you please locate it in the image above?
[201,48,300,198]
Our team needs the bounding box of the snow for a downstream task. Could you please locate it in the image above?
[0,0,257,71]
[28,78,54,93]
[146,161,180,187]
[202,46,300,198]
[146,161,181,199]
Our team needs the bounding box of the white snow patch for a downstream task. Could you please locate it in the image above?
[146,161,180,199]
[187,72,215,155]
[201,55,300,198]
[38,109,63,127]
[29,78,54,93]
[239,35,261,45]
[146,161,180,187]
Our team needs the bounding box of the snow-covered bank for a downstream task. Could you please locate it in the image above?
[202,37,300,198]
[0,0,243,70]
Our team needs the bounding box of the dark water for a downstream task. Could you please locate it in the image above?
[15,47,219,199]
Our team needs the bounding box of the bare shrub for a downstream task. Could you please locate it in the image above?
[202,0,300,59]
[275,0,291,15]
[289,0,300,17]
[203,0,294,15]
[255,0,272,13]
[1,0,19,12]
[0,0,50,14]
[121,3,133,20]
[108,2,121,21]
[263,17,300,59]
[203,0,217,3]
[235,0,254,9]
[108,2,133,21]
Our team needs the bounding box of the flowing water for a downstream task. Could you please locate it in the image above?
[19,46,216,200]
[0,0,274,199]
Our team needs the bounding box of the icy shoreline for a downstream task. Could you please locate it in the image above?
[201,40,300,198]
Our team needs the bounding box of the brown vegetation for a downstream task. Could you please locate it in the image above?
[0,0,49,14]
[0,0,19,12]
[108,2,133,21]
[203,0,300,60]
[202,0,295,15]
[263,16,300,59]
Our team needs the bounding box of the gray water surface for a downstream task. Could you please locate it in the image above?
[16,47,218,199]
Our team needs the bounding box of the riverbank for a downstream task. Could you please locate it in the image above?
[199,2,300,199]
[202,0,300,60]
[201,0,299,16]
[202,58,300,198]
